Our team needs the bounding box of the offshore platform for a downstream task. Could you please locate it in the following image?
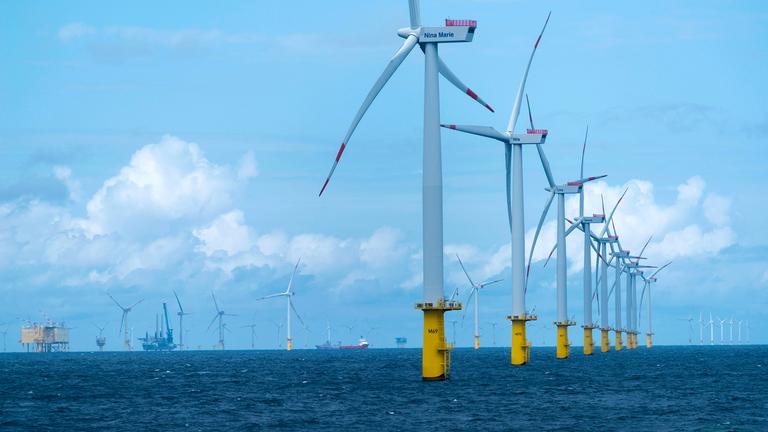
[20,319,70,352]
[139,302,177,351]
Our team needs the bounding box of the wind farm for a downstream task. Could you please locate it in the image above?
[1,1,766,430]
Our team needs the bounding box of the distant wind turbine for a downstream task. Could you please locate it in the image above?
[257,259,307,351]
[173,290,191,350]
[207,291,236,350]
[456,254,502,350]
[107,292,143,351]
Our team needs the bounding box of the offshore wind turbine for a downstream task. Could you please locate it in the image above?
[443,13,551,366]
[456,255,502,350]
[709,313,715,345]
[173,290,191,350]
[679,316,694,344]
[207,291,236,350]
[257,259,306,351]
[699,312,705,345]
[717,316,726,344]
[738,319,743,344]
[318,0,491,380]
[107,293,143,351]
[729,317,734,345]
[639,262,671,348]
[527,155,608,359]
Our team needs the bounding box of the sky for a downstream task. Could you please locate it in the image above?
[1,0,767,351]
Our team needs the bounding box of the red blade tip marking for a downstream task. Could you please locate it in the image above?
[485,103,495,112]
[335,143,346,162]
[319,177,330,197]
[466,88,478,100]
[534,35,542,49]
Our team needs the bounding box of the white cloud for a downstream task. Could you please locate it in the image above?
[193,210,254,257]
[58,22,95,42]
[53,165,82,202]
[703,193,731,226]
[472,176,735,281]
[360,227,406,268]
[237,151,258,180]
[78,135,235,239]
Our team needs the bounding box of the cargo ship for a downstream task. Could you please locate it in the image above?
[315,323,369,349]
[140,302,177,351]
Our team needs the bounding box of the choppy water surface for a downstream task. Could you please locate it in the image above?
[1,346,766,431]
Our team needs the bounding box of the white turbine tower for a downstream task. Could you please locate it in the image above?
[207,291,236,350]
[442,13,551,366]
[678,316,694,345]
[456,255,502,350]
[318,0,491,380]
[107,293,143,351]
[699,312,705,345]
[717,316,726,344]
[639,262,671,349]
[173,290,191,350]
[709,313,715,345]
[729,317,734,345]
[738,319,743,344]
[257,259,306,351]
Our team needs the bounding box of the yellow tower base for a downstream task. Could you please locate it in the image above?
[615,330,623,351]
[646,333,653,349]
[555,320,575,359]
[287,338,292,351]
[508,313,537,365]
[416,300,462,381]
[583,325,597,356]
[474,335,480,350]
[600,329,610,353]
[630,333,637,349]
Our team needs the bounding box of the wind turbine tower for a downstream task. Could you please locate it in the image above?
[94,324,106,352]
[107,293,143,351]
[699,312,704,345]
[173,290,191,350]
[729,317,734,345]
[443,13,552,366]
[207,292,236,350]
[319,0,493,379]
[457,255,502,350]
[639,262,670,349]
[257,259,306,351]
[709,313,715,345]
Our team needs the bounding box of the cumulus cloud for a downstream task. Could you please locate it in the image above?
[78,135,236,239]
[472,176,735,282]
[237,151,258,180]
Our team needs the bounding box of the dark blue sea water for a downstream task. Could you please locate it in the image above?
[1,346,766,431]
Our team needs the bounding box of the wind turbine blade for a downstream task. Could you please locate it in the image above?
[319,34,418,196]
[119,313,125,335]
[456,254,477,288]
[525,190,555,292]
[211,291,220,313]
[506,11,551,134]
[600,188,628,237]
[107,293,125,310]
[173,290,184,314]
[480,279,503,288]
[638,235,653,258]
[206,314,219,331]
[128,299,144,310]
[601,194,606,218]
[286,258,302,295]
[256,292,287,301]
[580,126,588,179]
[649,261,672,279]
[526,94,555,188]
[408,0,420,28]
[461,288,477,321]
[290,300,308,330]
[441,124,507,141]
[569,174,607,185]
[437,57,494,112]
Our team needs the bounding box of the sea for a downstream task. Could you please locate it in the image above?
[1,346,766,431]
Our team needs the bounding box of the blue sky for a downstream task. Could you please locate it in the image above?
[1,0,766,351]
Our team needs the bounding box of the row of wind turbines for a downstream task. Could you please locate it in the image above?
[317,0,675,380]
[680,313,751,345]
[105,261,307,351]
